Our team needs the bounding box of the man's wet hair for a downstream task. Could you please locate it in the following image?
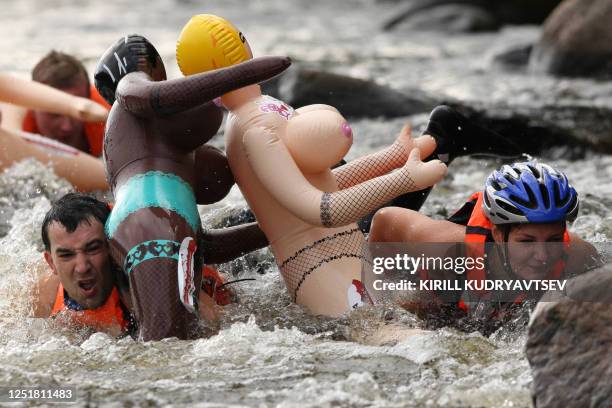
[32,50,90,94]
[42,193,110,251]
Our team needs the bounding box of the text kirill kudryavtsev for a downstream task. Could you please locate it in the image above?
[370,254,566,292]
[372,279,566,292]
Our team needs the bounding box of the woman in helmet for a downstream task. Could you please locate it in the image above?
[369,161,599,324]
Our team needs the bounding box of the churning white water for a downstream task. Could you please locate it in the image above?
[0,0,610,406]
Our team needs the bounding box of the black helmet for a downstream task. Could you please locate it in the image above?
[94,34,165,105]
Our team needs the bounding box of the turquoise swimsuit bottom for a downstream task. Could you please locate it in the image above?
[106,171,201,275]
[106,171,201,239]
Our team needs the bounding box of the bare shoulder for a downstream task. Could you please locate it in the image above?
[566,232,603,273]
[31,267,60,318]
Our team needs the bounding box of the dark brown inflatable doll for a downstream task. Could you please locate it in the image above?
[94,35,288,340]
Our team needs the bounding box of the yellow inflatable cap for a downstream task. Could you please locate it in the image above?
[177,14,253,76]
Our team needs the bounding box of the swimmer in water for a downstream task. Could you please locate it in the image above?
[368,161,601,332]
[0,52,109,156]
[0,71,109,191]
[32,193,235,338]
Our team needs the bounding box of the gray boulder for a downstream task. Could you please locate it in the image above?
[441,100,612,155]
[263,68,436,119]
[382,0,561,33]
[529,0,612,78]
[490,44,533,70]
[384,3,498,33]
[526,264,612,407]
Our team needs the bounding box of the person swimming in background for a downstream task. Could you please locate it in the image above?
[0,71,109,191]
[0,71,107,127]
[1,51,109,156]
[31,193,236,338]
[368,161,601,332]
[175,14,519,317]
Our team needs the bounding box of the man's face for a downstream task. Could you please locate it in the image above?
[33,79,89,152]
[44,218,114,309]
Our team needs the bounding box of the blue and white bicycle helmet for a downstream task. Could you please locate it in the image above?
[482,162,579,224]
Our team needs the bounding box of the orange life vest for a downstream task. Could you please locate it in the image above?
[201,265,235,306]
[22,85,109,157]
[51,284,134,336]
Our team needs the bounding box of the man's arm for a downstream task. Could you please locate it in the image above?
[115,56,290,117]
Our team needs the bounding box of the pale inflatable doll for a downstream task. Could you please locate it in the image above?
[177,15,447,316]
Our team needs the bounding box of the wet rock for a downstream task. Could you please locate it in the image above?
[490,43,533,70]
[492,0,563,25]
[444,102,612,155]
[526,264,612,407]
[382,0,561,33]
[436,103,577,155]
[384,3,498,33]
[207,206,256,229]
[264,68,436,119]
[529,0,612,78]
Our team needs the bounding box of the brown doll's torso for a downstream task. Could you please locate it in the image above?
[104,99,223,190]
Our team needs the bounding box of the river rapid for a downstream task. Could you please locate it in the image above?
[0,0,610,406]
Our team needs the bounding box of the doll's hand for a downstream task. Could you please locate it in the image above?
[398,147,447,191]
[71,97,109,122]
[394,124,437,159]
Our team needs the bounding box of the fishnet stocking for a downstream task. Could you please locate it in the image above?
[333,141,408,189]
[321,166,417,227]
[279,227,366,300]
[129,256,201,341]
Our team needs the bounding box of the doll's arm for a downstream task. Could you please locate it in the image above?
[194,145,235,205]
[0,127,108,191]
[115,57,290,117]
[243,127,447,228]
[0,73,108,122]
[200,222,269,264]
[333,125,436,189]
